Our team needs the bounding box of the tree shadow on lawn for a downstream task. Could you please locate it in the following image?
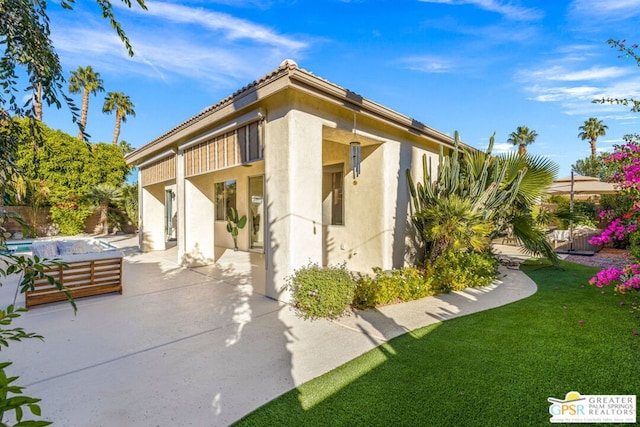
[236,260,639,426]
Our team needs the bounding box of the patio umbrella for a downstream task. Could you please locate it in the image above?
[547,174,618,195]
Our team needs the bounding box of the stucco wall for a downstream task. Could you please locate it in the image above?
[322,140,386,272]
[181,161,266,265]
[263,105,324,300]
[136,85,447,301]
[140,183,169,251]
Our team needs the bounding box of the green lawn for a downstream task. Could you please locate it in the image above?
[235,260,639,426]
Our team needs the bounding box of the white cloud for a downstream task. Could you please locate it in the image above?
[517,43,640,122]
[51,1,309,85]
[530,66,629,82]
[138,1,306,51]
[491,142,516,154]
[419,0,543,21]
[570,0,640,19]
[400,55,455,73]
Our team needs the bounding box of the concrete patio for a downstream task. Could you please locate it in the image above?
[1,236,537,426]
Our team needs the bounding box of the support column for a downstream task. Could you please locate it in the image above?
[176,150,186,261]
[264,108,323,300]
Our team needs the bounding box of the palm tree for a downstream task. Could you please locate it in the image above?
[417,195,491,262]
[507,125,538,157]
[408,132,559,264]
[578,117,608,159]
[117,140,134,155]
[88,184,123,234]
[103,92,135,145]
[68,66,104,140]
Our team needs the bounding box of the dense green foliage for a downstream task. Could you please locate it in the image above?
[121,183,139,227]
[237,260,639,426]
[571,155,610,180]
[288,263,355,320]
[13,119,130,234]
[353,252,497,309]
[425,251,499,292]
[407,131,558,264]
[15,119,129,199]
[546,195,598,229]
[353,267,434,309]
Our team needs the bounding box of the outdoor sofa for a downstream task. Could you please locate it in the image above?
[25,239,124,308]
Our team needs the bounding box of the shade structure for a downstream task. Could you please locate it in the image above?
[546,175,618,195]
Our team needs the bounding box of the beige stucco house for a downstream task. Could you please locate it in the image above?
[126,60,463,300]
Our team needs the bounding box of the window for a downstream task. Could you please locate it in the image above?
[215,180,237,220]
[322,164,344,225]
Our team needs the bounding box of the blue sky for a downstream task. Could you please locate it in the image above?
[42,0,640,178]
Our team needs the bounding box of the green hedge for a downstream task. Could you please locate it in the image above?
[353,267,434,309]
[288,252,499,320]
[426,251,498,292]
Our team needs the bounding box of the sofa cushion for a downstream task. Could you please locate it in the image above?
[79,239,108,253]
[57,240,82,255]
[31,241,59,258]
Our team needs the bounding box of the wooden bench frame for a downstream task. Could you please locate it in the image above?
[25,256,123,308]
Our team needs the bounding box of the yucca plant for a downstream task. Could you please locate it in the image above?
[407,131,559,264]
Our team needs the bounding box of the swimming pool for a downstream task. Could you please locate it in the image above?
[1,241,34,255]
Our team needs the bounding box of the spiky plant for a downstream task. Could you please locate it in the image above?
[407,131,559,264]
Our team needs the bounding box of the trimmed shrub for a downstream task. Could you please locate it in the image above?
[426,251,498,292]
[353,267,434,309]
[287,262,355,320]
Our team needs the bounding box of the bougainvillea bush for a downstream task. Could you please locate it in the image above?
[588,139,640,293]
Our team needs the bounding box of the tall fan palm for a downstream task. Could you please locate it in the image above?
[507,125,538,157]
[68,66,104,140]
[88,184,123,234]
[578,117,608,159]
[103,92,135,145]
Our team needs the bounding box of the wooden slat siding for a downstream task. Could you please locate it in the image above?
[25,257,123,308]
[249,121,260,161]
[141,155,176,186]
[225,131,234,166]
[183,122,264,177]
[216,135,224,170]
[210,137,216,170]
[238,125,247,162]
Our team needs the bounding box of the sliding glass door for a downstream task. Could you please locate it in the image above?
[248,175,264,250]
